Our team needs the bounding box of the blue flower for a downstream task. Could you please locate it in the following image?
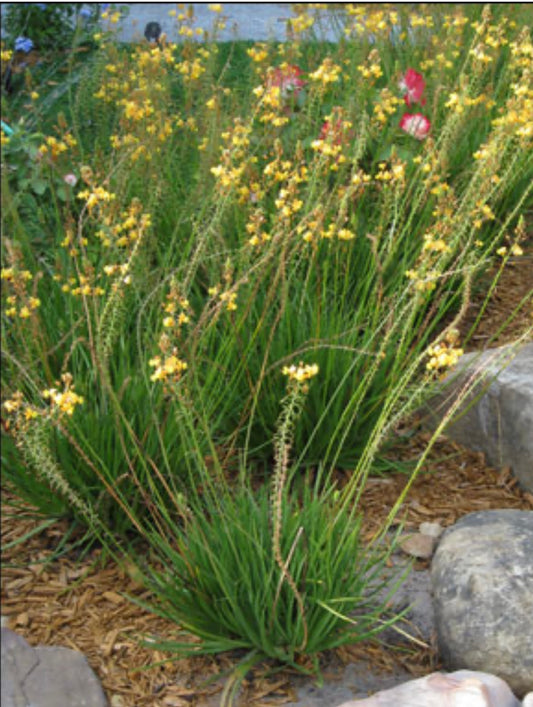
[34,3,47,10]
[14,36,34,53]
[79,7,92,18]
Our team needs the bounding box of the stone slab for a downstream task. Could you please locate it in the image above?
[422,342,533,492]
[1,628,108,707]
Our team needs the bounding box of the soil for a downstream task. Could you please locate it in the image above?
[1,249,532,707]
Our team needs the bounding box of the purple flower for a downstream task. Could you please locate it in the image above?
[15,36,34,53]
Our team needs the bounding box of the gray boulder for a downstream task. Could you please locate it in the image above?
[422,342,533,492]
[1,628,107,707]
[431,510,533,697]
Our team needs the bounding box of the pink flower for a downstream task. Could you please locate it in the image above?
[400,113,431,140]
[269,64,306,99]
[399,68,426,106]
[63,173,78,187]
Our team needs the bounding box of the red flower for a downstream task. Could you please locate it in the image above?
[319,118,343,143]
[399,68,426,106]
[269,64,306,99]
[400,113,431,140]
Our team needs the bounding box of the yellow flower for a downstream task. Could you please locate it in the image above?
[149,354,188,382]
[309,58,341,85]
[282,362,319,383]
[423,235,451,254]
[220,291,237,311]
[43,387,84,416]
[3,393,24,413]
[337,228,355,241]
[247,45,268,63]
[426,342,463,372]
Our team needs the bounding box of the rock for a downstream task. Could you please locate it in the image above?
[334,670,522,706]
[422,342,533,493]
[1,628,107,707]
[400,533,436,559]
[419,522,444,539]
[523,695,533,707]
[281,659,414,707]
[374,560,436,645]
[431,510,533,697]
[1,628,39,707]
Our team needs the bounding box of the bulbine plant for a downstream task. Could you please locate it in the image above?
[124,364,408,700]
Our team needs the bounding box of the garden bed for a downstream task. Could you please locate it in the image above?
[2,3,532,705]
[3,248,532,705]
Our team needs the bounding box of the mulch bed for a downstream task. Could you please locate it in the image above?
[1,249,532,706]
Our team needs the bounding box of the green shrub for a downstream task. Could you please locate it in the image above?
[2,3,100,53]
